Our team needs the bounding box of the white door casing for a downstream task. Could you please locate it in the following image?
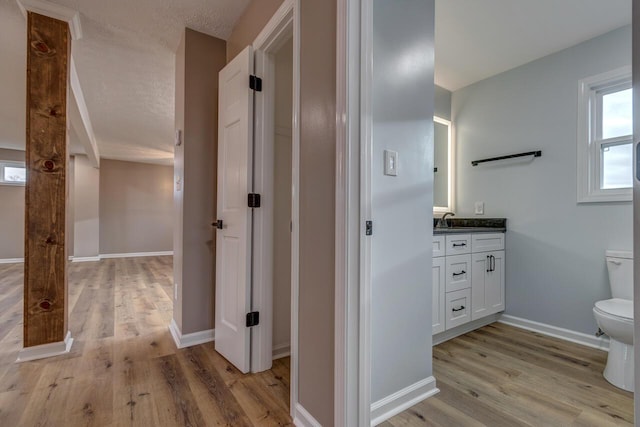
[215,46,254,374]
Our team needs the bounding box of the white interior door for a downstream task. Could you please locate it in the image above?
[215,46,254,374]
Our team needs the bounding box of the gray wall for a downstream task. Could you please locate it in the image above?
[371,0,434,403]
[0,148,24,259]
[99,159,173,254]
[297,0,336,423]
[173,29,226,335]
[435,85,451,120]
[226,0,284,62]
[453,25,632,335]
[73,155,100,258]
[632,0,640,408]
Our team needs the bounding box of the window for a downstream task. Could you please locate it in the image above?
[0,161,26,185]
[577,66,633,203]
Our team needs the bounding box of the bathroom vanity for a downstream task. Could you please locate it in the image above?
[432,218,506,343]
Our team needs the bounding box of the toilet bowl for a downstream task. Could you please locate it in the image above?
[593,250,634,392]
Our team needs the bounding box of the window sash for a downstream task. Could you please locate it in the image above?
[0,161,27,186]
[577,66,632,203]
[595,82,632,140]
[595,136,632,190]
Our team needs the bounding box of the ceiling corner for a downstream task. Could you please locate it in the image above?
[16,0,83,40]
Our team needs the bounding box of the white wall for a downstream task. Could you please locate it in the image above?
[453,25,632,335]
[434,85,451,121]
[371,0,435,403]
[73,155,100,258]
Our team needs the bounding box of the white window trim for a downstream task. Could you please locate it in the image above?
[0,160,26,186]
[577,65,632,203]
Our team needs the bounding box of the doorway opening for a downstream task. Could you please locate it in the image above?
[214,1,298,420]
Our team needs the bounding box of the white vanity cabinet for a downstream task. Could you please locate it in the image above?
[432,232,505,335]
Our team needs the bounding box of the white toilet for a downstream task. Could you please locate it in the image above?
[593,250,634,392]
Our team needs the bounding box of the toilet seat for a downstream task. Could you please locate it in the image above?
[594,298,633,320]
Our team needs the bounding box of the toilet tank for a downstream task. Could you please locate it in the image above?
[606,250,633,300]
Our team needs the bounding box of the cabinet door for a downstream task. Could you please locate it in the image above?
[471,250,505,320]
[486,250,505,315]
[432,257,446,335]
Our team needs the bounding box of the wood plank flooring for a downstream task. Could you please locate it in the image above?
[0,257,292,427]
[0,257,634,426]
[384,322,634,427]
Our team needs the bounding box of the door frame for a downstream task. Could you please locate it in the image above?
[632,0,640,415]
[250,0,299,416]
[252,0,366,424]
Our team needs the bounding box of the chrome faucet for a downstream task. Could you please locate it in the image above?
[437,212,455,229]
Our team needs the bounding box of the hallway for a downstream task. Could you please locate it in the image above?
[0,257,292,426]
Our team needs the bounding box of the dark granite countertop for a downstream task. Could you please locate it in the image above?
[432,218,507,235]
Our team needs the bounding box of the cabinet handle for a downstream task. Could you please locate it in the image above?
[453,243,467,247]
[486,255,491,272]
[491,255,495,272]
[452,270,466,277]
[452,305,465,312]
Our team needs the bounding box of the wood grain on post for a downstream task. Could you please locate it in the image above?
[24,12,70,347]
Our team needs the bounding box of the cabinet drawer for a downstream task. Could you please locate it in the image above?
[446,288,471,330]
[433,236,446,258]
[445,254,471,292]
[472,233,504,252]
[445,234,471,255]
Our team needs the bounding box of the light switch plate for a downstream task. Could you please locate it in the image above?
[384,150,398,176]
[475,201,484,215]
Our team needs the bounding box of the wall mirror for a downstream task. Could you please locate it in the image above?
[433,116,454,214]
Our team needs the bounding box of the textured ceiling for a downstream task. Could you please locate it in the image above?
[0,0,633,163]
[0,0,250,164]
[436,0,632,91]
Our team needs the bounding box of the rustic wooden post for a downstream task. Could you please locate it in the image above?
[22,11,71,354]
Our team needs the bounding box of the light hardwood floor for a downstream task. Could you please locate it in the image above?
[0,257,292,426]
[385,322,634,427]
[0,258,634,426]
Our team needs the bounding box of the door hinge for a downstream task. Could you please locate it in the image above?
[365,220,373,236]
[249,75,262,92]
[248,193,261,208]
[246,311,260,327]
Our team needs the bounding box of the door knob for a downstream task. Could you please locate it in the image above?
[213,220,223,229]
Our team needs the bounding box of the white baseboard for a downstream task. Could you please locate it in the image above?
[433,313,501,346]
[71,256,101,263]
[16,331,74,362]
[169,319,215,349]
[293,403,322,427]
[273,343,291,360]
[2,252,172,265]
[499,314,610,351]
[370,376,439,426]
[100,251,173,259]
[0,258,24,264]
